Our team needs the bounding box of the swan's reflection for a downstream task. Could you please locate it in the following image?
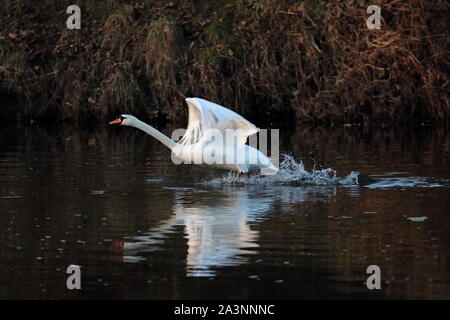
[123,185,337,277]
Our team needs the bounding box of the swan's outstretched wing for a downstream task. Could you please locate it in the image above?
[179,98,259,146]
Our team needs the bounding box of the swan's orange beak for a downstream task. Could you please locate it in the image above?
[109,118,122,125]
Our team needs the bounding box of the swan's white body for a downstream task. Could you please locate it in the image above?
[113,98,278,174]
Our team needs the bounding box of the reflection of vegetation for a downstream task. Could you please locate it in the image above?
[0,0,448,125]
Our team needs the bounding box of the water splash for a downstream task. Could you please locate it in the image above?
[208,154,360,186]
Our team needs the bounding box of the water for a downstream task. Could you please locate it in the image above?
[0,124,449,299]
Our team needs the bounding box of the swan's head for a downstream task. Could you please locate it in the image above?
[109,114,137,126]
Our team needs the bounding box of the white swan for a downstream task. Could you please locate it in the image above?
[109,97,278,174]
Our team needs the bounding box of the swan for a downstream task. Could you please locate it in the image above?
[109,97,278,174]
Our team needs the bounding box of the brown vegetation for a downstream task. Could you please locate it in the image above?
[0,0,448,126]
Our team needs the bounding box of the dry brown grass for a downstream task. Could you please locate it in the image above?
[133,17,188,119]
[100,64,143,116]
[0,0,448,125]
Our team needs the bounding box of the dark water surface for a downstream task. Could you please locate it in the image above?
[0,124,449,299]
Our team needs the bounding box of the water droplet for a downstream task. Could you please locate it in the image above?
[91,190,106,195]
[407,216,428,222]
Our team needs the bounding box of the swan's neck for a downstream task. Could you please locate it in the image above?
[129,119,176,150]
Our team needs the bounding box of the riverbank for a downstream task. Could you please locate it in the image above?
[0,0,448,126]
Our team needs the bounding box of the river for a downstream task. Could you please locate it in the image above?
[0,124,449,299]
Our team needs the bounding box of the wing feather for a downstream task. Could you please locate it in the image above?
[179,98,259,146]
